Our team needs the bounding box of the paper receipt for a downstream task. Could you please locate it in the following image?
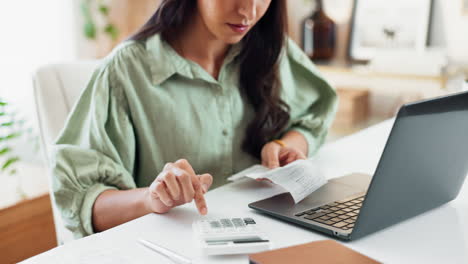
[228,160,327,204]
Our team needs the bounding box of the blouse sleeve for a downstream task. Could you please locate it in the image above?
[279,38,338,157]
[50,60,137,238]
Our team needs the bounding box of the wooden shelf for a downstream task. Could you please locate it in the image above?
[317,64,447,84]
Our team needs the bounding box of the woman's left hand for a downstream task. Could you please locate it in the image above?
[261,141,307,169]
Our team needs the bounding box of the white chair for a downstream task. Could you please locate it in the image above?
[32,61,99,245]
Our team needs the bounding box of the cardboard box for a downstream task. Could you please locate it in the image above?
[334,87,370,127]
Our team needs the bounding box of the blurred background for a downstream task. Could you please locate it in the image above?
[0,0,467,262]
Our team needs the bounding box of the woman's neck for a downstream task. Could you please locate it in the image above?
[169,12,230,80]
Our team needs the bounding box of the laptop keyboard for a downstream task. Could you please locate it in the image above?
[294,195,365,231]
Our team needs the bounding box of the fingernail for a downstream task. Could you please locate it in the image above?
[202,184,209,193]
[171,167,183,176]
[201,207,207,215]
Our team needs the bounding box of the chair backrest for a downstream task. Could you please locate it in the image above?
[32,61,99,244]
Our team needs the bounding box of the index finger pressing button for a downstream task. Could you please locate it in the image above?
[194,189,207,215]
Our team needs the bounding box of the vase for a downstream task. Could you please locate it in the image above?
[301,0,336,62]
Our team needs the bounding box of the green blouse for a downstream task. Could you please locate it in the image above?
[51,34,337,238]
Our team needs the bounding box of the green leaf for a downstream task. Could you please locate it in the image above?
[81,0,97,40]
[80,1,92,19]
[0,147,11,156]
[84,21,97,39]
[1,121,14,127]
[0,132,22,142]
[0,101,7,106]
[9,169,17,175]
[104,24,119,40]
[7,132,22,140]
[2,157,19,171]
[99,5,109,15]
[0,112,5,116]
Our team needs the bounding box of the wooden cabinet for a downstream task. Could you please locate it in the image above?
[0,195,56,263]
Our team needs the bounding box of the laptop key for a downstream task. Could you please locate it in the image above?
[328,202,339,207]
[338,215,349,219]
[295,212,306,217]
[330,217,342,222]
[318,216,331,221]
[311,218,326,224]
[346,212,356,217]
[333,222,348,228]
[304,212,326,220]
[328,213,338,217]
[343,208,353,212]
[344,219,355,224]
[335,210,346,215]
[329,206,340,211]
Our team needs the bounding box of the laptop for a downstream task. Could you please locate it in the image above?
[249,91,468,241]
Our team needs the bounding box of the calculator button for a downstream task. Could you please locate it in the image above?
[231,218,245,227]
[220,219,234,228]
[243,218,256,224]
[209,221,222,228]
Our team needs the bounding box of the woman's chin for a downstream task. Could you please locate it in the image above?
[214,30,248,44]
[221,35,245,45]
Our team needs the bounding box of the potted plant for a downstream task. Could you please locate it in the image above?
[79,0,160,58]
[81,0,119,42]
[0,98,37,199]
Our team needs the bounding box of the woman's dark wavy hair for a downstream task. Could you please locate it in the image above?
[130,0,290,158]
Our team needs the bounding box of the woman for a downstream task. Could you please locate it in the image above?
[52,0,337,238]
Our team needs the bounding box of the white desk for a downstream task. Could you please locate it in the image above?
[23,120,468,263]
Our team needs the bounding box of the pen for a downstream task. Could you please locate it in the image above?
[138,238,192,264]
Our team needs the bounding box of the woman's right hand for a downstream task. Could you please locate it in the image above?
[145,159,213,215]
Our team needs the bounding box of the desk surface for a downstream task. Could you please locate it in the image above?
[23,120,468,264]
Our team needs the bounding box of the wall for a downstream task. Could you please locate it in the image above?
[0,0,76,164]
[438,0,468,63]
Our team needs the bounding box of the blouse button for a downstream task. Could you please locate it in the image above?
[222,129,228,136]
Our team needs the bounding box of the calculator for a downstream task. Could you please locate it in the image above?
[192,217,271,255]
